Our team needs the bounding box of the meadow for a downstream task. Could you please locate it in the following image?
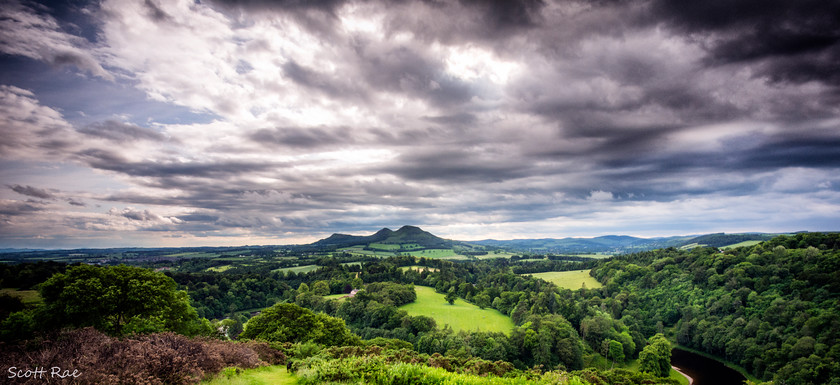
[522,270,603,290]
[400,286,514,334]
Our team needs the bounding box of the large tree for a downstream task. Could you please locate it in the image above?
[639,333,672,377]
[39,264,201,336]
[240,302,359,346]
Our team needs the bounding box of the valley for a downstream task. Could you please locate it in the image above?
[1,229,837,385]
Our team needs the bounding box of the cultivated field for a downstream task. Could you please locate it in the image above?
[523,269,603,290]
[400,286,514,334]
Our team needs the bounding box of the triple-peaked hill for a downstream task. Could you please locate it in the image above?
[312,225,454,249]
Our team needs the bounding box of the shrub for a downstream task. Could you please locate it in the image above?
[0,327,285,385]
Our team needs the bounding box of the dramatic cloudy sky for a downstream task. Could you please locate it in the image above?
[1,0,839,248]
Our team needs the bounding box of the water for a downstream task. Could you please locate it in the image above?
[670,348,746,385]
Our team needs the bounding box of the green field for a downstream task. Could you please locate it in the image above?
[523,270,603,290]
[369,242,423,250]
[678,243,706,250]
[406,249,459,259]
[340,246,396,257]
[324,293,350,301]
[720,240,762,250]
[400,286,514,334]
[201,366,295,385]
[272,265,320,274]
[0,288,41,304]
[473,251,518,260]
[205,265,235,272]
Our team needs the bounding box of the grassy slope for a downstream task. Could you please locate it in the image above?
[523,270,603,290]
[202,366,296,385]
[400,286,514,334]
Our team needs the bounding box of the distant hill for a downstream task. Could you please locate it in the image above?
[472,235,690,254]
[473,233,779,254]
[310,225,454,250]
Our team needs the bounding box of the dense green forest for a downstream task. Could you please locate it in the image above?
[1,233,838,384]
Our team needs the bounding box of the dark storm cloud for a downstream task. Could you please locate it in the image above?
[423,113,477,126]
[9,184,55,199]
[249,126,352,148]
[0,200,47,216]
[457,0,545,32]
[281,60,366,101]
[729,133,840,171]
[208,0,347,13]
[177,213,220,223]
[358,45,474,108]
[77,120,169,143]
[379,147,532,183]
[649,0,840,86]
[110,207,161,221]
[75,149,279,178]
[143,0,174,23]
[66,198,86,206]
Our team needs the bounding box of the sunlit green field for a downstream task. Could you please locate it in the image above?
[473,252,519,260]
[523,270,603,290]
[720,240,762,250]
[205,265,235,272]
[340,246,397,257]
[0,288,41,304]
[201,366,296,385]
[400,286,514,334]
[406,249,458,258]
[324,293,350,301]
[369,242,423,250]
[272,265,320,273]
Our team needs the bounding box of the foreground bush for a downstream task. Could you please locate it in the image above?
[294,355,592,385]
[0,328,286,384]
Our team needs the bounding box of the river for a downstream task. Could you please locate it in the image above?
[670,348,746,385]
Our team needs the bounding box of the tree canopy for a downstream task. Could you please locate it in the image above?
[39,264,201,335]
[240,302,360,346]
